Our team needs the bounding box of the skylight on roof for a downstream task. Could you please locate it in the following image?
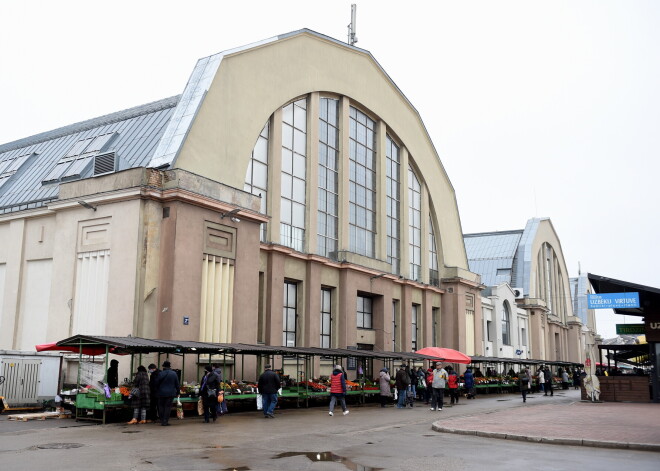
[0,152,35,190]
[42,132,116,185]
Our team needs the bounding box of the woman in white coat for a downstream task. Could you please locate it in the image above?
[378,368,391,408]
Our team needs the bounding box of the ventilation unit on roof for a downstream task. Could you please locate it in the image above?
[93,152,116,176]
[512,287,524,298]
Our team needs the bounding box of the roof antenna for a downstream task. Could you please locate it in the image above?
[347,4,358,46]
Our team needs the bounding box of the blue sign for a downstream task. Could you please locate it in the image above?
[515,349,523,356]
[588,293,640,309]
[183,316,190,325]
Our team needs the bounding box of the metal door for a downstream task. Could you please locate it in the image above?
[0,358,41,406]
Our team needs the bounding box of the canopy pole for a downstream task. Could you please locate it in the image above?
[103,344,109,384]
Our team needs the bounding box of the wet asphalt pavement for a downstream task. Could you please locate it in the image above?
[0,389,658,471]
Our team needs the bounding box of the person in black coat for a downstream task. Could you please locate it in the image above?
[201,365,220,423]
[127,365,150,424]
[147,364,160,422]
[154,360,180,426]
[257,364,281,418]
[107,359,119,389]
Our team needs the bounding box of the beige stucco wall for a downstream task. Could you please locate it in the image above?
[527,219,574,318]
[174,32,468,272]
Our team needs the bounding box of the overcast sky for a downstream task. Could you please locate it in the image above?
[1,1,657,339]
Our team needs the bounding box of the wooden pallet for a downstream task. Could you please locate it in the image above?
[7,411,71,421]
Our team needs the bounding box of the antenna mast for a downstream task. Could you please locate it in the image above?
[347,4,358,46]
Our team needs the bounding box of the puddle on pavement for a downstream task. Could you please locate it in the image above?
[273,451,383,471]
[496,399,512,402]
[220,467,250,471]
[33,443,85,450]
[122,430,141,433]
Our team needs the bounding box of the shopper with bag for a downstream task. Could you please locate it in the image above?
[155,360,180,426]
[127,365,150,424]
[519,367,532,403]
[257,364,280,419]
[200,365,220,423]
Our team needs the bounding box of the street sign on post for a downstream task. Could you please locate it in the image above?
[588,292,640,309]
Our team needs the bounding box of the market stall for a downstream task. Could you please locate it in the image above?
[48,335,437,422]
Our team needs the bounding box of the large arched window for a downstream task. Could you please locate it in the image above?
[386,135,400,273]
[280,99,307,251]
[408,166,421,281]
[317,97,339,258]
[244,121,269,242]
[501,301,511,345]
[428,215,439,286]
[349,107,376,257]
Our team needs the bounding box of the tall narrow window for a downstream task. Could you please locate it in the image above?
[349,107,376,257]
[386,135,400,273]
[432,307,439,347]
[283,281,298,347]
[357,295,372,329]
[245,122,269,242]
[392,300,398,351]
[411,304,419,351]
[281,99,307,251]
[502,302,511,345]
[428,216,439,286]
[320,288,332,348]
[317,98,339,258]
[408,166,421,280]
[544,243,554,313]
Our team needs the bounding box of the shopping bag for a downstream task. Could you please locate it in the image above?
[256,394,263,410]
[217,391,225,403]
[393,389,398,401]
[217,399,228,416]
[197,397,204,416]
[176,397,184,419]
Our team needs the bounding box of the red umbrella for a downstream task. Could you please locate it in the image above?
[415,347,471,364]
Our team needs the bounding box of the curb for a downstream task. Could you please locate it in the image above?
[431,423,660,452]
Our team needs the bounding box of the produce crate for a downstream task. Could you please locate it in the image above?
[76,394,99,409]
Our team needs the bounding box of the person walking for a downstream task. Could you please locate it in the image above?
[447,367,459,405]
[406,365,417,400]
[464,367,475,399]
[561,370,570,390]
[519,367,532,403]
[424,367,434,404]
[537,368,545,394]
[328,365,349,416]
[147,363,160,423]
[378,367,391,408]
[154,360,180,426]
[573,369,581,390]
[257,364,280,419]
[394,364,410,409]
[127,365,150,424]
[107,359,119,389]
[543,366,554,396]
[430,364,448,411]
[415,367,426,400]
[200,365,220,423]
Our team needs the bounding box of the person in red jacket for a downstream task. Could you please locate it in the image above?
[447,366,460,405]
[424,367,434,404]
[328,365,349,416]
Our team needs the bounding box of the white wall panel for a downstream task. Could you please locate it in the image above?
[72,250,110,335]
[200,255,234,343]
[18,259,52,350]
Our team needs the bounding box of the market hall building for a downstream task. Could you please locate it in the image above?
[0,30,484,382]
[464,218,592,365]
